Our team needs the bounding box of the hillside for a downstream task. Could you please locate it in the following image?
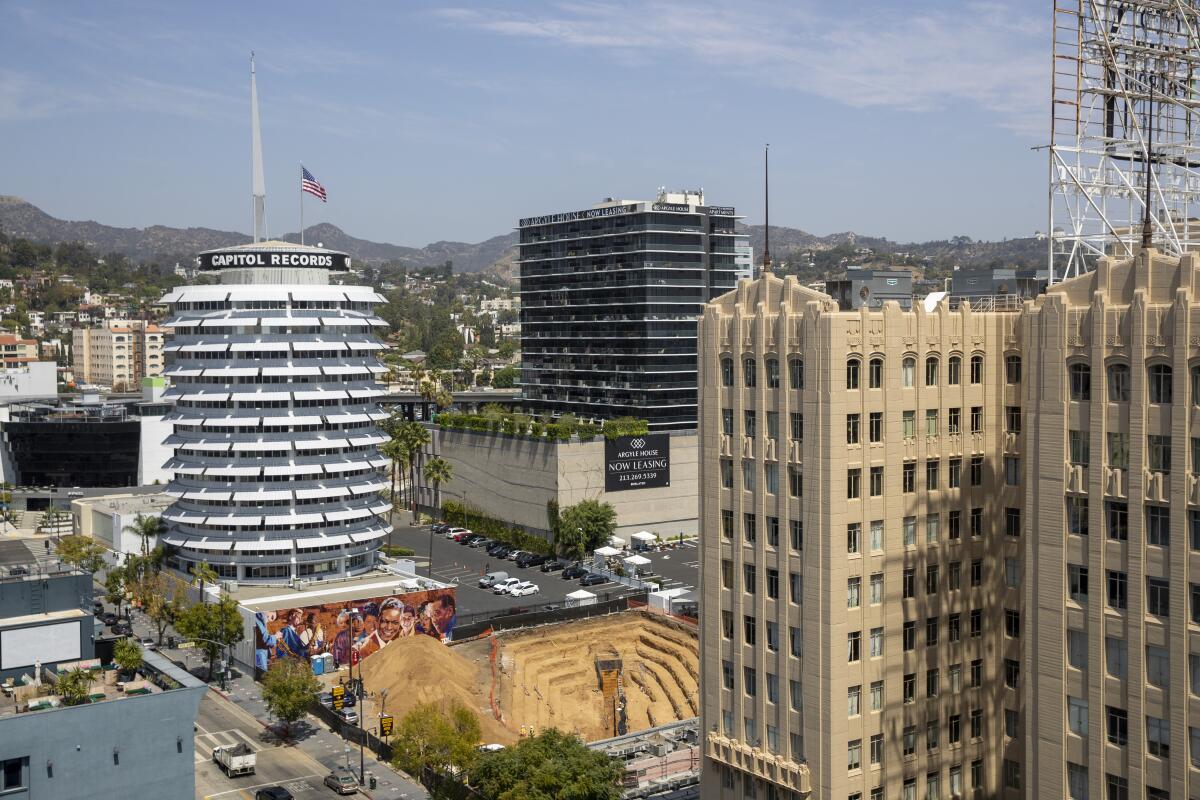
[0,196,518,275]
[0,195,1042,284]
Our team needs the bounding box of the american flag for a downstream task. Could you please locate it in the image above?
[301,166,327,202]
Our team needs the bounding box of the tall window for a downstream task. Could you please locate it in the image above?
[1068,430,1090,466]
[948,355,961,385]
[970,354,983,384]
[925,356,939,386]
[901,357,915,388]
[743,358,756,387]
[1069,363,1091,401]
[1148,435,1172,473]
[1107,363,1130,401]
[789,359,804,390]
[1149,364,1173,404]
[868,357,883,389]
[765,358,780,388]
[721,358,733,386]
[846,358,861,389]
[1005,354,1021,384]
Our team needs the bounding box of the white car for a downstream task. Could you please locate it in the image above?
[446,527,470,539]
[492,577,521,595]
[508,581,540,597]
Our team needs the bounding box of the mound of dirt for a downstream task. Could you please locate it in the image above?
[359,631,512,743]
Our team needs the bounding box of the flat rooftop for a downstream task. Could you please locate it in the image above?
[72,491,173,516]
[223,564,452,612]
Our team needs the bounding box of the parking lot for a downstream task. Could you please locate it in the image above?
[389,523,698,617]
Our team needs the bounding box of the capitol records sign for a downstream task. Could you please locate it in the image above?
[605,434,670,492]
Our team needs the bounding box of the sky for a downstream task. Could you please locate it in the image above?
[0,0,1050,247]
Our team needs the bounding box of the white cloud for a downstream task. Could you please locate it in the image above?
[435,0,1048,136]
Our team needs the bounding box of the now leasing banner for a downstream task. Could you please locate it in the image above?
[605,434,671,492]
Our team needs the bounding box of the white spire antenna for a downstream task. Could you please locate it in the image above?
[250,52,267,242]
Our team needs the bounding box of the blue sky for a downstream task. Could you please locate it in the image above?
[0,0,1048,246]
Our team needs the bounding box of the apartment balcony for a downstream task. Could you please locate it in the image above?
[1144,470,1169,504]
[1065,464,1088,494]
[1105,467,1127,498]
[705,732,811,796]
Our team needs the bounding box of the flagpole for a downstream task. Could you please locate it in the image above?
[299,163,305,246]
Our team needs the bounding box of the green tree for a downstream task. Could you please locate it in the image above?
[56,668,94,706]
[56,534,108,574]
[469,728,623,800]
[261,658,321,738]
[104,567,127,618]
[555,499,618,562]
[175,595,245,681]
[497,340,517,359]
[123,513,165,556]
[390,701,481,780]
[398,421,431,513]
[380,438,407,528]
[112,636,144,676]
[491,365,518,389]
[190,561,220,605]
[141,571,185,646]
[422,457,453,514]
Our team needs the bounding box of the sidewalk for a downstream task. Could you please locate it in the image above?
[107,596,428,800]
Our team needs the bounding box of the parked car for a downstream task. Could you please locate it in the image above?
[431,523,450,534]
[493,577,522,595]
[541,560,566,573]
[255,787,295,800]
[509,581,540,597]
[337,707,359,725]
[479,571,509,588]
[452,530,474,543]
[515,553,544,568]
[468,537,491,548]
[318,691,334,708]
[111,622,133,636]
[138,637,156,651]
[562,564,588,580]
[446,527,470,540]
[463,534,485,546]
[323,768,359,795]
[488,544,512,559]
[100,612,118,626]
[505,550,526,562]
[92,602,104,615]
[580,573,608,587]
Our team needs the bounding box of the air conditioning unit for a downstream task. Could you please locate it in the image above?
[222,580,239,592]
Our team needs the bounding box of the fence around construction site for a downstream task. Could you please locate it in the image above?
[452,590,648,640]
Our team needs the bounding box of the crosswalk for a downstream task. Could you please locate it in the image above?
[194,728,263,765]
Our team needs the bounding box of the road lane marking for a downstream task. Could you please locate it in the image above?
[202,773,323,799]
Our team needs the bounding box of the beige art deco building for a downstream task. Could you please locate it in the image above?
[1022,247,1200,800]
[699,246,1200,800]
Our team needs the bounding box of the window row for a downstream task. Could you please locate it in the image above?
[1067,361,1200,405]
[720,354,993,391]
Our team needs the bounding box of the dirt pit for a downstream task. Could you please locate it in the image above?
[353,610,698,743]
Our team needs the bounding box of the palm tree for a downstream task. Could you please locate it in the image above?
[399,422,431,514]
[123,513,166,557]
[422,457,453,517]
[190,562,220,605]
[379,438,407,534]
[434,389,454,411]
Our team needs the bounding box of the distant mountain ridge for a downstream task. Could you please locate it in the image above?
[0,196,519,275]
[0,195,1040,280]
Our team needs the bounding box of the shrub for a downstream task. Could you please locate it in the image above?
[441,501,553,556]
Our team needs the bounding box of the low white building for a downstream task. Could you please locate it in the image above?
[72,491,174,563]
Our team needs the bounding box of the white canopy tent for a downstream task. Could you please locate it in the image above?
[623,554,651,566]
[631,531,657,542]
[564,589,597,608]
[594,546,622,557]
[608,535,626,548]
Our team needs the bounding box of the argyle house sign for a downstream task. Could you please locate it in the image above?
[604,434,671,492]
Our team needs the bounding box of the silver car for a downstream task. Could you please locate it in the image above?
[323,768,358,795]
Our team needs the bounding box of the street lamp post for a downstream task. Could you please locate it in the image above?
[350,607,366,786]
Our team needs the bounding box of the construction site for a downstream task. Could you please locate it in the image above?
[353,609,698,745]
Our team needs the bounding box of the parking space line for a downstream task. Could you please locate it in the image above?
[203,773,324,799]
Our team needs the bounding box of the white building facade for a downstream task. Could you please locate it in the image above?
[158,241,393,583]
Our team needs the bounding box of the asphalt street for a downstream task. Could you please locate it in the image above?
[389,523,698,617]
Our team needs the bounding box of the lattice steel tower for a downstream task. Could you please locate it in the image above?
[1049,1,1200,281]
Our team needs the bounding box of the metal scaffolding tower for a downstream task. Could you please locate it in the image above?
[1049,1,1200,282]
